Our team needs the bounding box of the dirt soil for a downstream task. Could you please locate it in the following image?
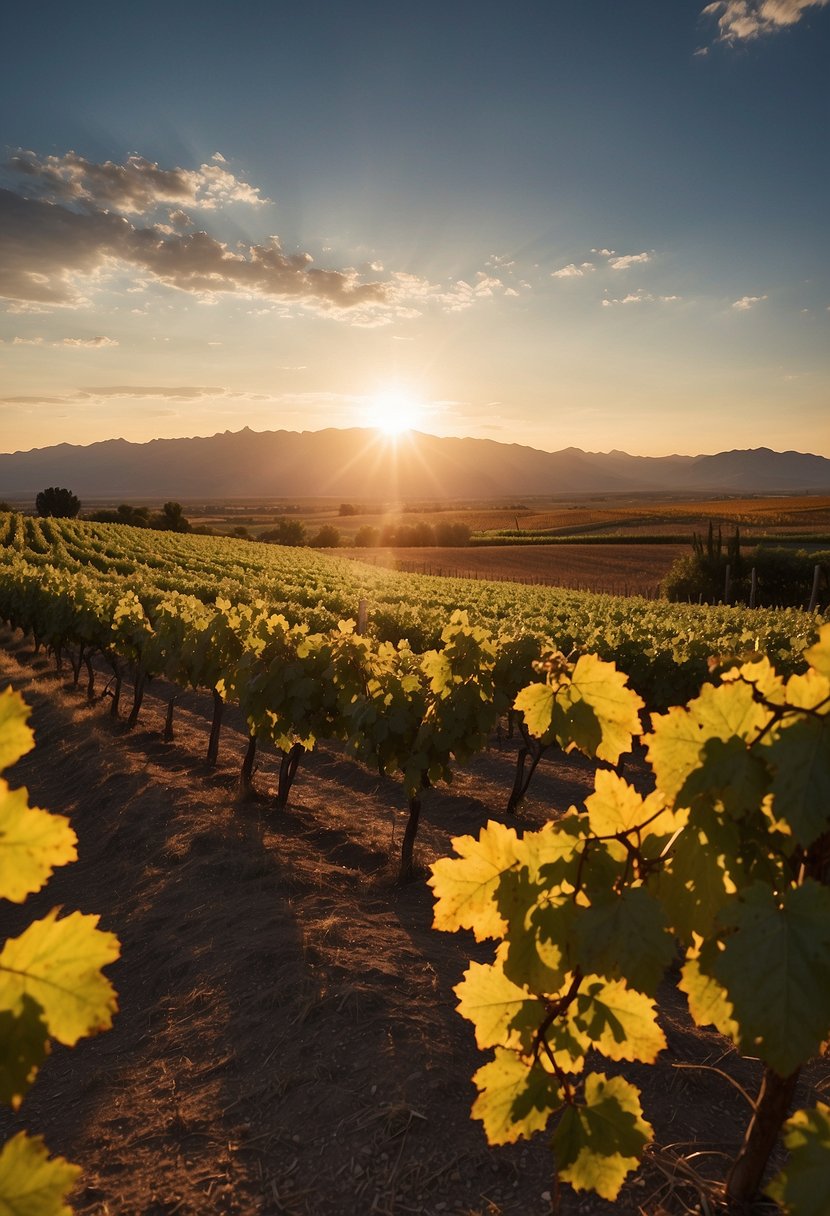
[1,630,825,1216]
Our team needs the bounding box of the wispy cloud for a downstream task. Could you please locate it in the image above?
[608,252,652,270]
[7,335,118,348]
[702,0,828,42]
[732,293,768,309]
[551,262,594,278]
[602,290,680,307]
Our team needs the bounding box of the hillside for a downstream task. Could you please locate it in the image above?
[2,427,829,499]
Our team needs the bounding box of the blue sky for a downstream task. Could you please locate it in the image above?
[1,0,828,457]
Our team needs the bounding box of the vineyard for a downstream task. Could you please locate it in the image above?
[0,512,829,1214]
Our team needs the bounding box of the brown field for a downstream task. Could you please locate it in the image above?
[341,543,687,597]
[3,633,828,1215]
[184,493,830,544]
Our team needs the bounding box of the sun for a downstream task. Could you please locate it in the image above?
[367,387,422,436]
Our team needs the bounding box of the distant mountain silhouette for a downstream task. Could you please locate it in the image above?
[1,428,829,500]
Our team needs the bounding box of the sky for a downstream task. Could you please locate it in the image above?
[1,0,829,458]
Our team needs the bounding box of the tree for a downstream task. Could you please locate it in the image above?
[151,502,191,533]
[260,518,306,546]
[310,524,340,548]
[35,486,81,518]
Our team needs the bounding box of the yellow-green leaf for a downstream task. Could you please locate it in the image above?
[512,682,555,739]
[0,690,34,773]
[0,1131,80,1216]
[766,1102,830,1216]
[429,821,520,940]
[553,1072,651,1201]
[584,770,680,841]
[572,978,666,1064]
[471,1047,563,1145]
[804,623,830,680]
[454,956,543,1051]
[555,655,644,764]
[0,910,119,1047]
[0,783,77,903]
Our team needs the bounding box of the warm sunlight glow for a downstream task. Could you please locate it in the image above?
[367,388,422,436]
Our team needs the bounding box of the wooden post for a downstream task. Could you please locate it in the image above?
[357,597,368,634]
[750,567,757,609]
[724,564,731,604]
[808,565,821,613]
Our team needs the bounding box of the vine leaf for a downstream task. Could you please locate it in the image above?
[429,821,520,940]
[514,654,642,764]
[0,997,49,1109]
[0,783,77,904]
[0,1131,80,1216]
[646,679,771,808]
[0,688,34,772]
[765,714,830,848]
[803,623,830,679]
[584,770,680,840]
[553,1073,652,1201]
[705,881,830,1076]
[571,979,666,1064]
[0,910,120,1047]
[454,958,543,1051]
[573,889,675,996]
[471,1047,563,1145]
[766,1102,830,1216]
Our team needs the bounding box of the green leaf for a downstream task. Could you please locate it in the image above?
[765,714,830,848]
[573,888,675,996]
[454,956,543,1051]
[706,881,830,1076]
[657,807,741,942]
[0,689,34,773]
[553,1073,651,1201]
[766,1102,830,1216]
[0,997,49,1109]
[471,1047,563,1145]
[429,821,520,940]
[0,910,120,1047]
[0,783,77,903]
[0,1131,80,1216]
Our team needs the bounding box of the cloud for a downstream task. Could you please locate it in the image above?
[0,153,516,325]
[702,0,828,41]
[608,252,652,271]
[551,262,594,278]
[732,294,768,309]
[7,334,118,348]
[77,385,224,398]
[4,150,267,214]
[602,291,681,306]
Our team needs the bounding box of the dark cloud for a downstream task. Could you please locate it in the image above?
[0,187,389,314]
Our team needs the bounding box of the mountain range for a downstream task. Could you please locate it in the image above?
[2,427,829,500]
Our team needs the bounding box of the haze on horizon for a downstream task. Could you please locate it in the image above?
[1,0,829,459]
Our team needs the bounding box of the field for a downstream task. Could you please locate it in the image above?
[4,633,828,1216]
[340,543,686,597]
[59,491,830,545]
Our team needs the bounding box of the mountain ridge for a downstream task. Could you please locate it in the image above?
[1,427,829,499]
